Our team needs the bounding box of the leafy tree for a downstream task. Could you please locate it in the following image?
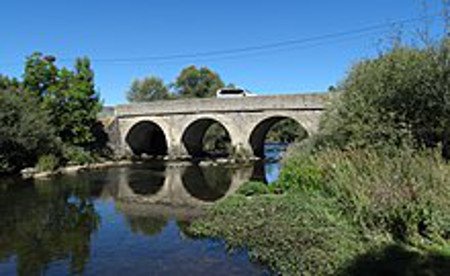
[23,53,58,98]
[0,75,20,90]
[174,65,225,98]
[126,76,169,102]
[57,57,101,146]
[23,54,102,147]
[0,89,57,173]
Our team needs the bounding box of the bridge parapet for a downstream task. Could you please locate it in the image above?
[115,93,328,118]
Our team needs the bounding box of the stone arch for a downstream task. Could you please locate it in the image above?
[125,120,168,156]
[249,116,308,158]
[181,118,232,158]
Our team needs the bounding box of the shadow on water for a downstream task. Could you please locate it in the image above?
[339,244,450,276]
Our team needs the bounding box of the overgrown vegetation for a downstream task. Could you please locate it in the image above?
[0,90,58,172]
[189,10,450,275]
[236,181,270,196]
[191,149,450,274]
[280,149,450,246]
[0,53,107,174]
[317,39,450,156]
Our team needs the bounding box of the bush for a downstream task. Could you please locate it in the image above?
[36,154,59,172]
[319,39,450,155]
[236,181,270,196]
[276,151,323,193]
[280,148,450,246]
[62,145,95,165]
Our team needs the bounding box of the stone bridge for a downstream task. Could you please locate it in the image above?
[109,93,328,159]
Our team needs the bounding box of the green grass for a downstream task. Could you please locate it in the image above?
[190,193,368,275]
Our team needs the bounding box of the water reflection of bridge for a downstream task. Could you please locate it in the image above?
[100,163,254,207]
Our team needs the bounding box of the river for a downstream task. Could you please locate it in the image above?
[0,148,284,275]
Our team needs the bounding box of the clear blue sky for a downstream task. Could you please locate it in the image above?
[0,0,446,105]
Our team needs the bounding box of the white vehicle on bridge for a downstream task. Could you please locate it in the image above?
[216,88,256,98]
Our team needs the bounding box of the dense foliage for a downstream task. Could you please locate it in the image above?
[174,65,225,98]
[318,39,450,156]
[0,88,57,173]
[0,53,104,174]
[125,66,227,102]
[126,76,170,102]
[280,149,450,245]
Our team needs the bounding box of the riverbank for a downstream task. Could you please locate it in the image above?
[20,156,257,180]
[20,160,135,179]
[188,149,450,275]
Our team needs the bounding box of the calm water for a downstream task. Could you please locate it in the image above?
[0,151,282,275]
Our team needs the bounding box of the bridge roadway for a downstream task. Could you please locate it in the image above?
[109,93,328,159]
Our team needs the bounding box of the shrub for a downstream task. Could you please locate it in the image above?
[62,145,95,165]
[36,154,59,172]
[236,181,270,196]
[276,150,324,193]
[280,148,450,246]
[319,39,450,155]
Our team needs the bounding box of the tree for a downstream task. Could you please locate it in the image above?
[23,53,58,98]
[126,76,169,102]
[0,75,20,90]
[0,89,57,173]
[60,57,102,147]
[174,65,224,98]
[23,54,102,147]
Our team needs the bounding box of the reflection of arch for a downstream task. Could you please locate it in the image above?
[127,164,166,196]
[182,166,232,202]
[125,121,168,156]
[249,116,308,158]
[181,118,231,158]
